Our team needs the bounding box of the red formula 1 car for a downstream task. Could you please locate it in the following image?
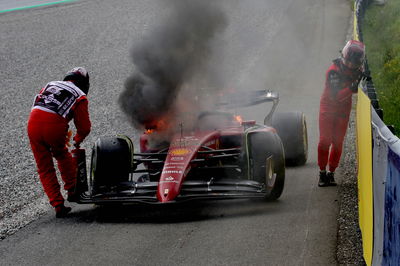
[75,90,308,204]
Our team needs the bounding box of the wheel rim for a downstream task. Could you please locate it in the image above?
[302,115,308,157]
[89,147,97,195]
[265,156,274,188]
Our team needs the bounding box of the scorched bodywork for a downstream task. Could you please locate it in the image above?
[74,90,308,204]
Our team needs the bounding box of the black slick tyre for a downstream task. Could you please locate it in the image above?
[245,131,285,200]
[90,136,133,194]
[270,111,308,166]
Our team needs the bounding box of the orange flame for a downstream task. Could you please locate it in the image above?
[234,115,243,123]
[145,129,154,134]
[145,118,171,134]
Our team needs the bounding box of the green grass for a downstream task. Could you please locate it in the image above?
[363,1,400,134]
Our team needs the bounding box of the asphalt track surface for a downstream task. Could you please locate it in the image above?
[0,0,352,265]
[0,0,73,12]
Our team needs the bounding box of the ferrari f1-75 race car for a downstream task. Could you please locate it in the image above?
[74,90,308,204]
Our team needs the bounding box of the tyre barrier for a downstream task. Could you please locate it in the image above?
[354,1,400,265]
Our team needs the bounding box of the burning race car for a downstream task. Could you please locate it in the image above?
[74,90,308,204]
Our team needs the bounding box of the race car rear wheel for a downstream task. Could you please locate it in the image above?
[270,111,308,166]
[245,131,285,200]
[90,136,133,194]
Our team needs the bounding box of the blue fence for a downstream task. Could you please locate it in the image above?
[382,149,400,265]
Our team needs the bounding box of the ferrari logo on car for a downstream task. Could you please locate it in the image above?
[169,148,190,156]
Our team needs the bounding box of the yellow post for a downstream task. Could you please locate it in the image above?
[356,89,374,266]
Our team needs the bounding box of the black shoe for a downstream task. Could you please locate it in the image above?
[318,171,329,187]
[55,205,71,218]
[327,172,337,186]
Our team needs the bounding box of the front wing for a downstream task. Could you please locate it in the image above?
[77,178,267,204]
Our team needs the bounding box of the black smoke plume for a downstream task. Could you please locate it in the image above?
[119,0,227,130]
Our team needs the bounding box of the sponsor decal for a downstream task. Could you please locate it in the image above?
[171,156,184,161]
[46,86,62,95]
[169,148,191,156]
[165,162,185,166]
[43,94,61,105]
[163,170,183,174]
[160,180,180,184]
[164,166,184,170]
[160,176,180,184]
[170,138,200,147]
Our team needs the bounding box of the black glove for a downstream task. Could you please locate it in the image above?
[362,72,372,81]
[350,81,359,93]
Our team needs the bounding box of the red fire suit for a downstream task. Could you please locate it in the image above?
[27,81,91,208]
[318,59,362,172]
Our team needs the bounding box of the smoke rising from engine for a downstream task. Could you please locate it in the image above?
[119,0,228,131]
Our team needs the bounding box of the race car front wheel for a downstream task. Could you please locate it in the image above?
[245,131,285,200]
[90,136,133,194]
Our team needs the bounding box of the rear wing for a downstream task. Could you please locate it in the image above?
[217,89,279,125]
